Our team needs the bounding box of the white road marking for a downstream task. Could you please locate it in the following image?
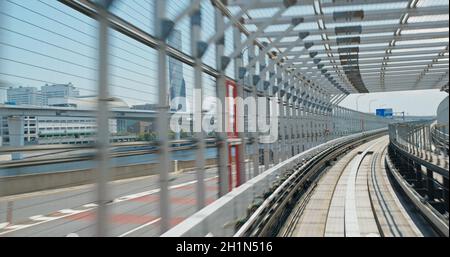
[83,203,98,208]
[118,218,161,237]
[3,224,34,230]
[112,177,215,204]
[59,209,85,215]
[0,208,96,236]
[66,233,79,237]
[29,215,60,222]
[0,223,9,229]
[112,189,159,204]
[0,176,218,236]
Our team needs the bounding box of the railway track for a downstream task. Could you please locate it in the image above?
[234,131,387,237]
[280,136,435,237]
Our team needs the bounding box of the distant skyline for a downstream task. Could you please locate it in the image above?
[2,81,447,117]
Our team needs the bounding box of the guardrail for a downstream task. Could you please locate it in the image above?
[0,137,222,169]
[388,121,449,169]
[385,152,449,237]
[161,128,386,237]
[431,124,449,155]
[387,121,449,236]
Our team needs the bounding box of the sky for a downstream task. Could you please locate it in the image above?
[0,0,448,116]
[0,0,222,109]
[339,89,448,116]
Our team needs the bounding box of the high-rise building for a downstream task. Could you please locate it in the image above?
[41,83,80,105]
[7,86,43,106]
[168,29,187,112]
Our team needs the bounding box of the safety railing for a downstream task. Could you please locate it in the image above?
[431,124,449,155]
[387,121,449,236]
[389,121,449,169]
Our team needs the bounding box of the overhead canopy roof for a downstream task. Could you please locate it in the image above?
[226,0,449,94]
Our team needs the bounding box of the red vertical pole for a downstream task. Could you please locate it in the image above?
[225,80,241,190]
[228,145,233,191]
[232,82,241,187]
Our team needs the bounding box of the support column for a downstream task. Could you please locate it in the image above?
[215,6,229,196]
[426,125,433,162]
[260,54,270,171]
[191,2,206,208]
[277,68,286,162]
[414,162,423,189]
[286,79,293,157]
[95,0,114,237]
[248,44,259,177]
[233,27,246,186]
[155,0,171,233]
[295,83,301,154]
[7,116,24,160]
[268,64,277,165]
[280,82,286,161]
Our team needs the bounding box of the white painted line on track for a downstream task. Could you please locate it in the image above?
[344,158,361,237]
[118,218,162,237]
[344,141,380,237]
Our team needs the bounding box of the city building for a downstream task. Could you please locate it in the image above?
[1,116,119,146]
[168,29,187,112]
[37,117,118,145]
[127,104,157,134]
[41,83,80,105]
[6,83,80,107]
[1,85,124,145]
[7,86,43,106]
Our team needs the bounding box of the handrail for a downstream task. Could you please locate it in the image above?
[387,121,449,236]
[431,124,449,154]
[388,121,449,166]
[386,148,449,236]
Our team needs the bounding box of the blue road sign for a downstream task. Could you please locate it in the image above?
[376,108,393,118]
